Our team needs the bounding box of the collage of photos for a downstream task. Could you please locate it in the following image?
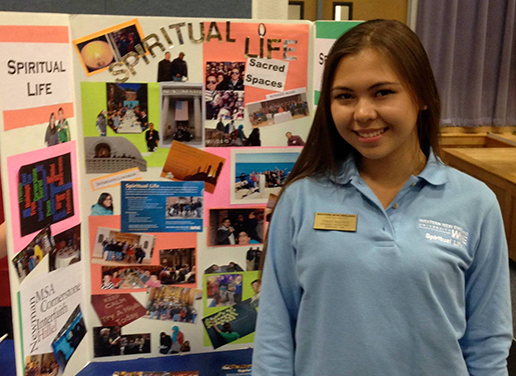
[51,305,87,371]
[231,149,300,204]
[205,62,245,120]
[247,89,310,128]
[106,83,149,134]
[74,20,144,75]
[145,286,201,324]
[208,208,265,247]
[92,227,155,266]
[161,83,204,148]
[93,326,150,358]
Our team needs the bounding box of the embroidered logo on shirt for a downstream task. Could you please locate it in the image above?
[419,219,469,248]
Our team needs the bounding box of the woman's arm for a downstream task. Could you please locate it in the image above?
[252,192,302,376]
[460,198,512,375]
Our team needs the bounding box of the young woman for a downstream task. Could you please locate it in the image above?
[44,112,59,147]
[91,193,114,216]
[252,20,512,375]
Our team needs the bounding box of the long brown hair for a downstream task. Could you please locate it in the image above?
[259,19,442,271]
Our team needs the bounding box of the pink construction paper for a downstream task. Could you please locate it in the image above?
[7,141,80,253]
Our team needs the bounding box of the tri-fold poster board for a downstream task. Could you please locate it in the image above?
[0,11,356,376]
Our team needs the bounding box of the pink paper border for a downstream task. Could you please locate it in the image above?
[7,141,80,253]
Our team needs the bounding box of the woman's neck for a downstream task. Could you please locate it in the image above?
[358,146,427,188]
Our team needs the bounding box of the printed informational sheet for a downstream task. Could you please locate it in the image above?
[121,181,204,232]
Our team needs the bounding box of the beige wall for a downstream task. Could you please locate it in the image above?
[292,0,407,23]
[324,0,407,22]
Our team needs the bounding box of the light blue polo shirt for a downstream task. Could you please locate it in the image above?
[252,152,512,376]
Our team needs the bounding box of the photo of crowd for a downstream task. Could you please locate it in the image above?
[106,83,148,134]
[12,226,53,283]
[205,62,245,121]
[93,326,151,358]
[24,353,60,376]
[206,274,243,307]
[145,286,200,323]
[92,227,155,266]
[166,197,203,219]
[160,248,197,285]
[232,150,300,204]
[247,91,309,127]
[208,208,265,247]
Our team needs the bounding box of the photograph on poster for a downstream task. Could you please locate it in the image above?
[205,261,244,274]
[205,61,245,121]
[91,192,114,216]
[206,274,243,307]
[205,118,260,147]
[45,107,73,147]
[265,193,278,222]
[17,152,74,237]
[246,247,262,271]
[157,328,193,355]
[166,197,203,219]
[161,141,225,194]
[231,149,300,205]
[49,224,81,272]
[160,248,196,284]
[101,265,163,290]
[12,226,53,283]
[93,326,151,357]
[160,83,204,148]
[145,286,201,323]
[51,305,87,371]
[208,208,265,247]
[248,90,309,128]
[84,137,148,174]
[202,299,257,349]
[24,352,61,376]
[73,19,145,76]
[91,227,155,266]
[107,83,149,134]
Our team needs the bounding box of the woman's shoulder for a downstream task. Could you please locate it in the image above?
[442,164,497,205]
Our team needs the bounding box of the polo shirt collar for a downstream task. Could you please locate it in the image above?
[330,149,448,186]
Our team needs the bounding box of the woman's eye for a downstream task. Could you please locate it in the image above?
[335,93,353,100]
[376,89,394,97]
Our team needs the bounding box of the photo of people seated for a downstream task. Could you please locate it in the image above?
[248,91,309,127]
[24,353,60,376]
[106,83,148,134]
[145,285,200,323]
[206,274,243,307]
[204,261,244,274]
[208,208,264,246]
[160,248,197,285]
[166,197,203,219]
[49,224,81,272]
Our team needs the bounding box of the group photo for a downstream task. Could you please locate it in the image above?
[208,208,265,247]
[205,274,243,307]
[145,286,201,323]
[106,83,149,134]
[166,197,203,219]
[231,150,300,204]
[247,91,309,127]
[92,227,155,266]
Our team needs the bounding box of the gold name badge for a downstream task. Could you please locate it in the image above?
[313,212,357,232]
